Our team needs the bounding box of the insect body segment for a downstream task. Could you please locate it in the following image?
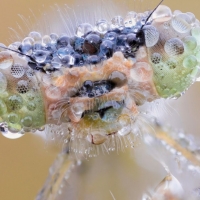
[147,5,200,98]
[0,5,199,145]
[0,53,46,138]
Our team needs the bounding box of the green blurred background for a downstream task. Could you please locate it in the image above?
[0,0,200,199]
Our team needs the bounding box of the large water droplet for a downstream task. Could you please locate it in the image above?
[171,15,191,33]
[86,130,107,145]
[17,80,29,94]
[164,38,184,56]
[8,113,20,124]
[10,64,25,78]
[7,95,23,111]
[76,23,93,37]
[183,36,197,51]
[152,5,172,22]
[70,102,85,122]
[144,25,160,47]
[28,31,42,43]
[1,122,24,139]
[21,116,33,127]
[0,52,13,69]
[96,19,109,34]
[117,115,131,136]
[33,50,48,63]
[183,55,197,69]
[152,174,184,200]
[111,16,124,29]
[124,11,137,27]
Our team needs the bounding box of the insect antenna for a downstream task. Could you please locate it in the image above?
[142,0,164,28]
[0,45,36,62]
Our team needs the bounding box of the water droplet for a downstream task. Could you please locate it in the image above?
[171,15,191,33]
[7,95,23,111]
[117,115,131,136]
[183,36,197,51]
[51,57,62,69]
[164,38,184,56]
[33,50,48,63]
[17,80,29,94]
[83,33,101,55]
[183,55,197,69]
[0,51,13,69]
[27,102,36,111]
[109,71,127,87]
[28,31,42,43]
[152,5,172,22]
[42,35,51,47]
[151,53,162,64]
[96,19,109,34]
[21,116,33,127]
[22,37,34,46]
[50,33,58,44]
[111,16,124,29]
[10,64,25,78]
[144,25,160,47]
[152,174,184,200]
[86,131,107,145]
[124,11,137,27]
[70,102,85,122]
[76,23,93,37]
[191,27,200,41]
[8,113,20,124]
[1,122,24,139]
[26,68,35,78]
[0,43,7,52]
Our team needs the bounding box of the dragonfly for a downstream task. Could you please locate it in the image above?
[0,0,200,199]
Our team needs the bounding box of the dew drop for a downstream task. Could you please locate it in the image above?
[152,5,172,22]
[27,102,36,111]
[151,53,162,64]
[96,19,109,34]
[111,16,124,29]
[0,52,13,69]
[183,36,197,51]
[42,35,51,47]
[171,15,191,33]
[164,38,184,56]
[124,11,137,27]
[28,31,42,43]
[8,113,20,124]
[117,115,131,136]
[11,64,25,78]
[183,55,197,69]
[21,116,33,127]
[76,23,93,37]
[7,95,23,111]
[33,50,48,63]
[17,80,29,94]
[144,25,160,47]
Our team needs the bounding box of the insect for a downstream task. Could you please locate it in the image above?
[0,0,200,199]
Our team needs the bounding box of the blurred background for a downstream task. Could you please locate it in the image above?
[0,0,200,199]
